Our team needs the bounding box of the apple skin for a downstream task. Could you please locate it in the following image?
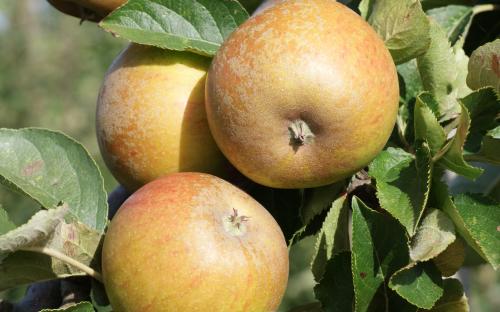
[101,172,289,312]
[205,0,399,189]
[47,0,125,21]
[96,44,227,191]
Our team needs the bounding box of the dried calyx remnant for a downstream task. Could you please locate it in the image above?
[288,119,315,147]
[223,208,250,236]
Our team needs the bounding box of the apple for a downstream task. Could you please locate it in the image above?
[96,44,228,191]
[47,0,125,22]
[205,0,399,189]
[101,172,289,312]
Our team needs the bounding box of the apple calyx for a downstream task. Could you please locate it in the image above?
[223,208,249,236]
[288,119,315,147]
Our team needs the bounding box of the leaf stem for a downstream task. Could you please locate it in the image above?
[472,4,500,15]
[20,246,103,283]
[463,154,500,165]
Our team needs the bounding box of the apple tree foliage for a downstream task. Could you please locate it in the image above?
[1,0,500,311]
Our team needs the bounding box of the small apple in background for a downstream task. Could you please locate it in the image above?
[96,44,228,191]
[102,172,289,312]
[47,0,125,21]
[205,0,399,189]
[107,185,130,219]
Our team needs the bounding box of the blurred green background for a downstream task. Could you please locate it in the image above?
[0,1,498,311]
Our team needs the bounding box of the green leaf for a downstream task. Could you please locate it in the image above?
[398,59,423,103]
[433,238,465,277]
[461,87,500,164]
[488,126,500,138]
[0,128,108,232]
[360,0,431,64]
[314,252,353,312]
[426,5,473,46]
[414,93,446,155]
[433,178,499,269]
[369,147,414,182]
[451,193,500,269]
[467,39,500,93]
[0,206,16,236]
[417,20,471,121]
[424,278,469,312]
[100,0,249,57]
[370,143,432,235]
[389,262,443,309]
[409,209,456,262]
[0,206,103,291]
[351,197,409,312]
[462,87,500,152]
[437,104,484,179]
[40,301,95,312]
[310,195,349,281]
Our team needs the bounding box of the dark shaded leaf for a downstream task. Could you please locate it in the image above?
[314,252,353,312]
[424,278,469,312]
[310,196,349,281]
[433,238,465,277]
[351,197,409,312]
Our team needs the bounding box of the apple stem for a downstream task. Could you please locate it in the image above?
[20,246,103,283]
[288,119,315,146]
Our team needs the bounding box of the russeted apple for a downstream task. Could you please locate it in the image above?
[96,44,227,191]
[47,0,125,21]
[205,0,399,189]
[101,172,289,312]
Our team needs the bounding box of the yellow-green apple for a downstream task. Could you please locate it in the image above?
[47,0,125,22]
[205,0,399,189]
[101,172,289,312]
[96,44,227,191]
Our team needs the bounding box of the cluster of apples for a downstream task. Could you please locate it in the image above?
[49,0,399,311]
